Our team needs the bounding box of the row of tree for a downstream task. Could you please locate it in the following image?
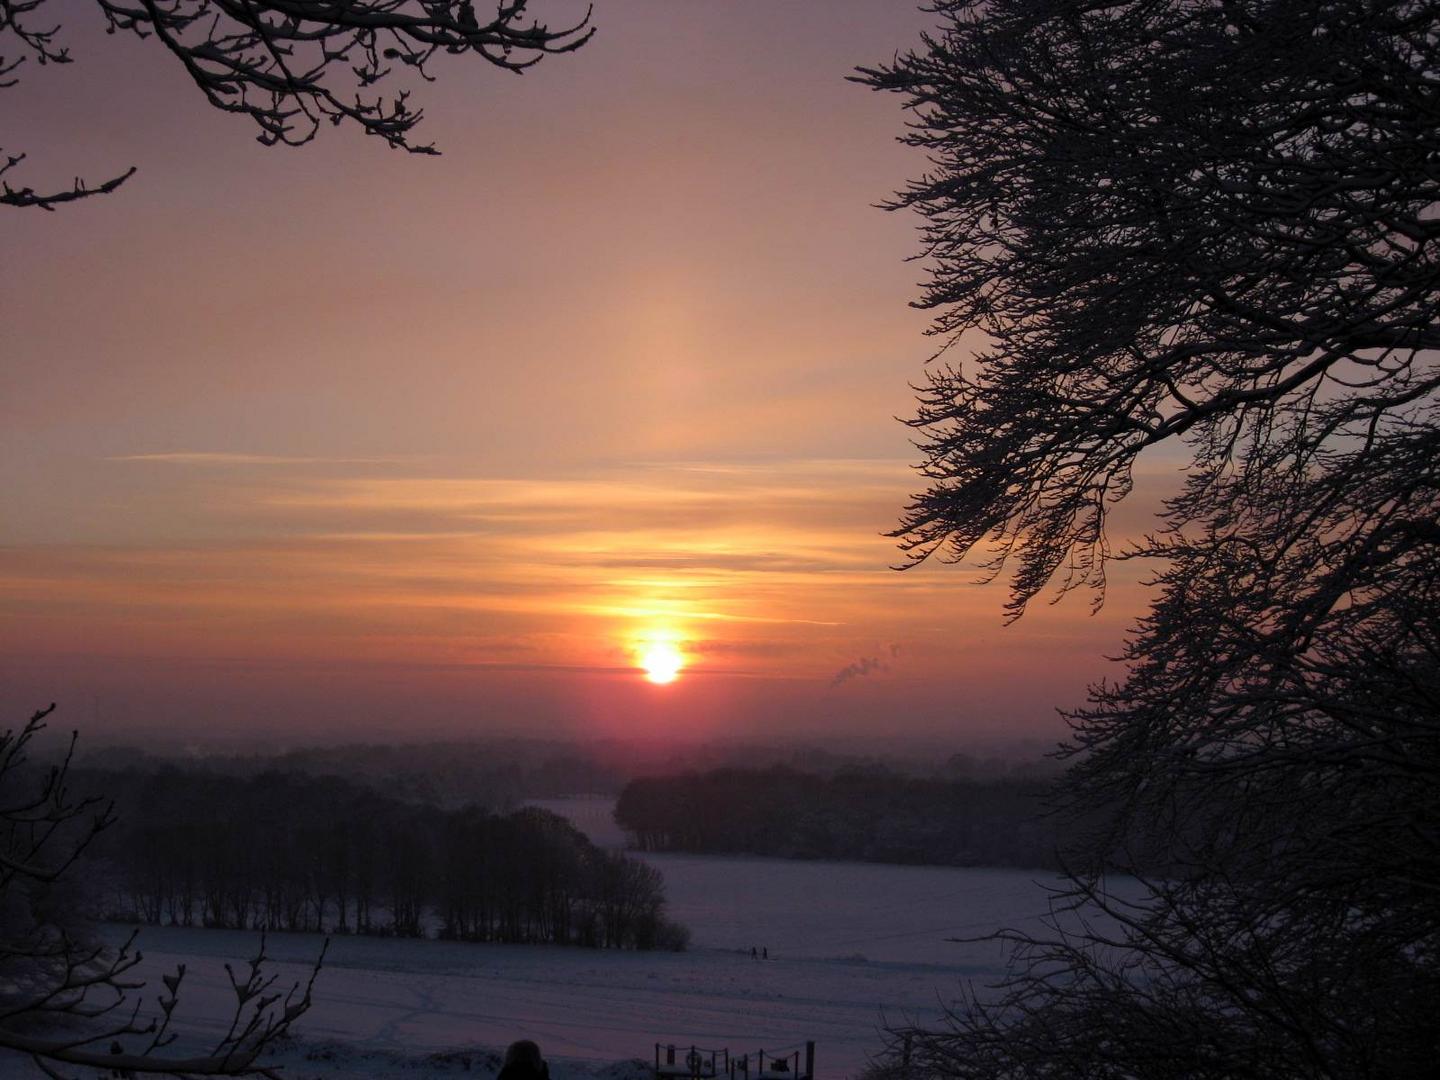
[614,767,1077,870]
[83,768,687,951]
[82,741,635,811]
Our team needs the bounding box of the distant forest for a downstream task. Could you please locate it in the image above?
[614,767,1077,870]
[77,743,632,810]
[73,736,1057,810]
[78,768,687,951]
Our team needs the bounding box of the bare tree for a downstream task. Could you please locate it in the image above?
[0,704,327,1078]
[1,0,592,209]
[858,0,1440,1075]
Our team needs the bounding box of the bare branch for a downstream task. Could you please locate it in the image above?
[861,2,1440,1075]
[0,708,328,1077]
[1,0,593,208]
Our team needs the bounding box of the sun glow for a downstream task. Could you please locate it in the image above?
[639,639,685,684]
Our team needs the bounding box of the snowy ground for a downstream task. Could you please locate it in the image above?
[22,799,1128,1079]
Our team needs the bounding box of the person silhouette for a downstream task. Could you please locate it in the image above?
[751,946,757,959]
[762,947,768,960]
[498,1040,549,1080]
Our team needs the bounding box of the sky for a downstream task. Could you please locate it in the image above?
[1,0,1166,745]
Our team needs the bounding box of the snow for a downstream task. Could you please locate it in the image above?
[72,924,976,1078]
[539,795,1078,967]
[649,851,1062,968]
[15,798,1134,1079]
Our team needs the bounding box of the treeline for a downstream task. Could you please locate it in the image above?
[78,742,633,810]
[615,766,1077,870]
[73,737,1062,812]
[81,768,687,950]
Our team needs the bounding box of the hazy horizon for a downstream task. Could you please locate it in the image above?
[68,724,1062,772]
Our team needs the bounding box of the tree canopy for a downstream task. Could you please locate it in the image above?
[865,0,1440,616]
[859,0,1440,1075]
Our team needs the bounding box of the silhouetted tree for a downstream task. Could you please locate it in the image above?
[1,0,592,209]
[0,705,325,1078]
[859,0,1440,1075]
[85,764,684,952]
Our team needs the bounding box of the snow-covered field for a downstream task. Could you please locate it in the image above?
[27,799,1120,1079]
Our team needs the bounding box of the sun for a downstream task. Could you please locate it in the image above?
[640,640,685,685]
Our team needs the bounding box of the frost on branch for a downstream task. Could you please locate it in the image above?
[857,1,1440,1075]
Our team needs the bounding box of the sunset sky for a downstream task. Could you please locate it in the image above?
[2,0,1164,744]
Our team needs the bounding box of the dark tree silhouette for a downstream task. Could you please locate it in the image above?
[858,0,1440,1075]
[0,705,326,1078]
[76,765,684,952]
[1,0,592,208]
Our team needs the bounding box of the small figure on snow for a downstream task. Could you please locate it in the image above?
[751,946,757,959]
[762,946,768,960]
[498,1040,550,1080]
